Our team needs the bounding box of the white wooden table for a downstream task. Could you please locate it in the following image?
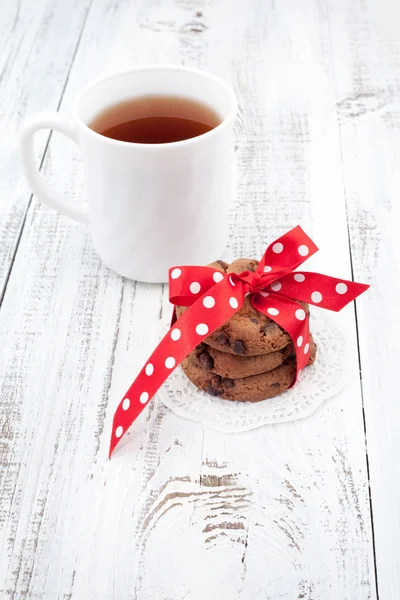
[0,0,398,598]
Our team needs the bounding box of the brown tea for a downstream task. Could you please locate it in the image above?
[89,95,221,144]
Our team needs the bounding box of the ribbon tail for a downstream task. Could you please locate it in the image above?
[275,272,370,311]
[252,292,311,385]
[109,278,245,457]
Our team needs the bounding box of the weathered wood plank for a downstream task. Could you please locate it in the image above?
[328,0,400,597]
[0,0,93,296]
[0,0,379,598]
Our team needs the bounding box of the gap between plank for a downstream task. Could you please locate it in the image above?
[325,4,379,596]
[328,27,380,600]
[346,224,380,600]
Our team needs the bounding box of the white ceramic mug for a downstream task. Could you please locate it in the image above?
[20,65,237,283]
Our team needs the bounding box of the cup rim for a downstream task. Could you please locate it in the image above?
[73,64,238,149]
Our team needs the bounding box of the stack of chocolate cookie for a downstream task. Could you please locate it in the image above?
[178,258,317,402]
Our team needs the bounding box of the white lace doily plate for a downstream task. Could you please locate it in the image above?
[156,312,351,432]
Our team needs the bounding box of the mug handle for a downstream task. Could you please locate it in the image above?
[19,113,89,224]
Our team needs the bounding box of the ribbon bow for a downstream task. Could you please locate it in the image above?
[109,226,368,456]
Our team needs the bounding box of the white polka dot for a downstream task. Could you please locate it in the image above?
[294,273,305,282]
[295,308,306,321]
[229,275,236,286]
[115,426,123,438]
[196,323,209,335]
[271,281,282,292]
[272,242,284,254]
[229,297,239,309]
[171,328,181,341]
[304,343,310,355]
[298,245,309,256]
[297,335,303,348]
[311,291,322,304]
[145,363,154,376]
[203,296,215,308]
[264,265,272,273]
[122,398,130,411]
[140,391,149,404]
[171,268,181,279]
[259,291,269,297]
[190,281,201,294]
[165,356,176,369]
[213,271,224,283]
[267,307,279,316]
[336,282,348,295]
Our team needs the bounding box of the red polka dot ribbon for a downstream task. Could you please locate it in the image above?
[109,226,369,456]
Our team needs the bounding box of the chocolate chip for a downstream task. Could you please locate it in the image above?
[270,382,280,388]
[216,260,228,271]
[198,350,214,371]
[215,331,230,346]
[205,385,221,397]
[249,317,259,325]
[232,340,246,355]
[222,378,235,388]
[247,261,258,272]
[261,323,275,335]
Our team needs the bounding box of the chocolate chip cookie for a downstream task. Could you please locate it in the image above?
[192,342,293,378]
[192,336,316,379]
[182,341,317,402]
[176,258,309,356]
[181,356,297,402]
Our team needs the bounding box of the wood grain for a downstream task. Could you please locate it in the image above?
[0,0,394,597]
[328,0,400,597]
[0,0,93,297]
